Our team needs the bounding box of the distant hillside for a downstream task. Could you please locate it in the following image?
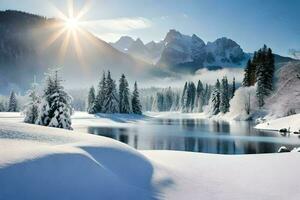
[0,10,150,93]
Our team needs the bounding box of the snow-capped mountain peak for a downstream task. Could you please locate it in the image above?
[111,30,249,72]
[110,36,135,52]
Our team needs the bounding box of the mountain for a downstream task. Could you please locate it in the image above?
[0,10,150,93]
[111,37,163,64]
[112,30,249,73]
[157,30,248,72]
[113,30,297,74]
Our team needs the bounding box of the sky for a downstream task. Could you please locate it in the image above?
[1,0,299,56]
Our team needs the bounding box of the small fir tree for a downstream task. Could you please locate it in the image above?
[103,70,119,113]
[131,81,142,115]
[231,77,236,98]
[8,90,18,112]
[119,74,131,113]
[195,80,204,112]
[209,79,221,115]
[24,81,40,124]
[36,69,73,130]
[87,86,96,114]
[220,76,230,113]
[94,71,106,113]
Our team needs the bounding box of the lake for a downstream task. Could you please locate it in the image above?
[74,116,300,154]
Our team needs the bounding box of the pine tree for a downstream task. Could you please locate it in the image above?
[186,82,196,112]
[231,77,236,98]
[209,79,220,115]
[249,52,258,85]
[265,47,275,91]
[94,71,106,113]
[220,76,230,113]
[36,69,73,130]
[203,84,210,105]
[243,59,252,87]
[256,45,275,108]
[87,86,96,114]
[8,90,18,112]
[0,101,5,112]
[24,81,40,124]
[195,80,204,112]
[132,81,142,114]
[181,82,188,111]
[103,70,119,113]
[119,74,131,113]
[165,87,173,111]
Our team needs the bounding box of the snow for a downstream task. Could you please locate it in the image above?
[72,111,147,127]
[255,113,300,133]
[1,113,300,199]
[143,151,300,200]
[265,61,300,117]
[144,111,206,119]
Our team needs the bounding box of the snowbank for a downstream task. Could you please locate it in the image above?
[0,122,157,200]
[255,113,300,132]
[1,120,300,199]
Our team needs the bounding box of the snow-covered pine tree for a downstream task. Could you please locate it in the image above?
[186,82,196,112]
[103,70,119,113]
[87,86,96,114]
[171,92,180,111]
[181,82,188,112]
[195,80,204,112]
[94,71,106,113]
[165,87,173,111]
[131,81,142,115]
[24,80,40,124]
[209,79,220,115]
[36,69,73,130]
[119,74,131,113]
[8,90,18,112]
[231,77,236,98]
[220,76,230,113]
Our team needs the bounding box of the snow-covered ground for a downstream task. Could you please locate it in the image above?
[1,113,300,199]
[144,111,206,119]
[255,113,300,133]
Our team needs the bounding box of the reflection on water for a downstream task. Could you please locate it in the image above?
[75,118,300,154]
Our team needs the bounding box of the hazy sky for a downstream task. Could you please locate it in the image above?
[1,0,299,56]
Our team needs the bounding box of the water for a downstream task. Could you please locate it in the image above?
[75,117,300,154]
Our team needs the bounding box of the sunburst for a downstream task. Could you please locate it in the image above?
[43,0,94,68]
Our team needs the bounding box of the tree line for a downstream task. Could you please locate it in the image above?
[87,71,142,115]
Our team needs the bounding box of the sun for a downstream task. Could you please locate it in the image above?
[65,17,79,30]
[44,0,96,68]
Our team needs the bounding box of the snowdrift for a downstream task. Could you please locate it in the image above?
[0,122,158,200]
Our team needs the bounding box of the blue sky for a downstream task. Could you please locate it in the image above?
[1,0,299,56]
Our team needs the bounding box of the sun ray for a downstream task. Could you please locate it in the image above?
[75,0,92,20]
[68,0,74,18]
[58,30,71,64]
[43,0,95,71]
[72,30,88,70]
[42,27,67,50]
